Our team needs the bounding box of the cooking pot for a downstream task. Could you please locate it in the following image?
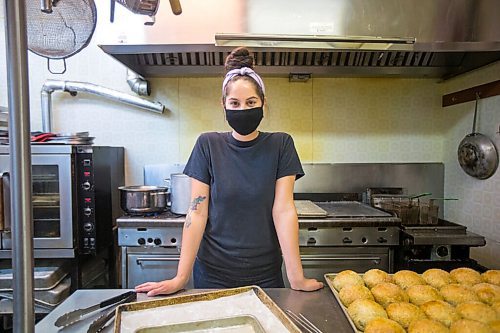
[457,94,498,180]
[165,173,191,215]
[118,185,167,215]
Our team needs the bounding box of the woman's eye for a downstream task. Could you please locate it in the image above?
[247,100,256,106]
[229,101,239,107]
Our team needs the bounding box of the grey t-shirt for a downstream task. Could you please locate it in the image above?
[183,131,304,280]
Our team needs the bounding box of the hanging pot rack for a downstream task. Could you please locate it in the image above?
[442,79,500,107]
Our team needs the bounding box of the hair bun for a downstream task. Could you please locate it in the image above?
[224,47,254,72]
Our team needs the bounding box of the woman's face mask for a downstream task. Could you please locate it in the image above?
[224,107,263,135]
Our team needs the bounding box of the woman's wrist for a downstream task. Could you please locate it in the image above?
[288,274,306,287]
[173,273,190,286]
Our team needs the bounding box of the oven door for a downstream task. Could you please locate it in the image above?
[125,250,194,289]
[283,247,392,287]
[0,154,74,249]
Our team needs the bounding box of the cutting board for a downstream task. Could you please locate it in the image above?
[294,200,328,217]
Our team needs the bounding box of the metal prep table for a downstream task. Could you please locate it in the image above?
[35,288,352,333]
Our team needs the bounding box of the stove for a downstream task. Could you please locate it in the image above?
[117,211,190,288]
[395,219,486,272]
[296,201,400,247]
[117,211,185,247]
[116,199,486,289]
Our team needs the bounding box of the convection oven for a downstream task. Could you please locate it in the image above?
[0,145,124,257]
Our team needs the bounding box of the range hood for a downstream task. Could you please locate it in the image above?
[99,0,500,80]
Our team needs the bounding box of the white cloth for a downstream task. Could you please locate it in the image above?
[222,67,266,95]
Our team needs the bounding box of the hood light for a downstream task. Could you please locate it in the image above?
[215,33,415,51]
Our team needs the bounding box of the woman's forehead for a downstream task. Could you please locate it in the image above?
[225,78,259,97]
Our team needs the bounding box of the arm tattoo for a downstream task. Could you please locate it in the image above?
[184,196,207,229]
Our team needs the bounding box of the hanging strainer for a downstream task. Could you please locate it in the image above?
[25,0,97,74]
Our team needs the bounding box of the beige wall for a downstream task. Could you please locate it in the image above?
[0,1,498,266]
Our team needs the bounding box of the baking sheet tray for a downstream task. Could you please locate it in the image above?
[114,286,300,333]
[324,273,361,333]
[0,260,69,291]
[294,200,328,217]
[135,315,265,333]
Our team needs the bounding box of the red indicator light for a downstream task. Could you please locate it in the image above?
[84,171,91,177]
[84,198,91,203]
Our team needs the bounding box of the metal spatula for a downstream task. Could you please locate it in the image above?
[55,291,136,328]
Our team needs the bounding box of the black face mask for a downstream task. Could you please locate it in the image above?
[225,107,263,136]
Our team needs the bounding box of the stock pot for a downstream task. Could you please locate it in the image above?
[165,173,191,215]
[118,185,167,215]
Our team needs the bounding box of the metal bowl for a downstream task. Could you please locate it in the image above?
[118,185,168,215]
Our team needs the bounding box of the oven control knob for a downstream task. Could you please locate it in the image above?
[342,237,352,244]
[307,237,316,245]
[83,223,93,232]
[436,246,449,258]
[82,181,92,190]
[137,238,146,245]
[84,207,92,216]
[377,237,388,243]
[404,238,413,246]
[154,238,162,246]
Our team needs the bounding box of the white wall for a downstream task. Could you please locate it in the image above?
[441,62,500,269]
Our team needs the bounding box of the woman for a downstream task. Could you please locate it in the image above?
[135,47,323,296]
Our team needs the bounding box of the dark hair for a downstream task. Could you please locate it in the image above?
[224,47,254,71]
[223,47,264,102]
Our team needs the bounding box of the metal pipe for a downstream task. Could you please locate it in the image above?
[40,0,53,13]
[40,90,52,134]
[3,1,35,332]
[41,80,165,132]
[126,69,151,96]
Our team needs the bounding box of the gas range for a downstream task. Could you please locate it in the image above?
[296,201,401,247]
[116,201,402,285]
[117,211,185,247]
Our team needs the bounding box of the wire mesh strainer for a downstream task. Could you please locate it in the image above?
[25,0,97,73]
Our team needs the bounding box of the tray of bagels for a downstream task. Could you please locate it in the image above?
[324,268,500,333]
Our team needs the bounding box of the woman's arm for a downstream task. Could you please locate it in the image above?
[135,178,209,296]
[272,175,324,291]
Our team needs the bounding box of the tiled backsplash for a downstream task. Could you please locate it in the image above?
[0,1,498,265]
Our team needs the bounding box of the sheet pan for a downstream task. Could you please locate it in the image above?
[114,286,301,333]
[324,273,361,333]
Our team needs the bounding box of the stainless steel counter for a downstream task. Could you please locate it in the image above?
[35,288,352,332]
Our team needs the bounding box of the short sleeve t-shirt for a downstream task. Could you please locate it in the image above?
[183,131,304,280]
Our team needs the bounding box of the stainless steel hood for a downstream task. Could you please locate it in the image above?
[99,0,500,79]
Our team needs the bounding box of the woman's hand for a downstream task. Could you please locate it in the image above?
[135,277,186,296]
[289,277,324,292]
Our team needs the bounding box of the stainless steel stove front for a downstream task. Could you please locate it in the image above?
[299,225,400,246]
[116,213,192,288]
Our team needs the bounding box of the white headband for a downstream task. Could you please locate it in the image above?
[222,67,266,96]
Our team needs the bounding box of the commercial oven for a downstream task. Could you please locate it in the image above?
[0,145,124,257]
